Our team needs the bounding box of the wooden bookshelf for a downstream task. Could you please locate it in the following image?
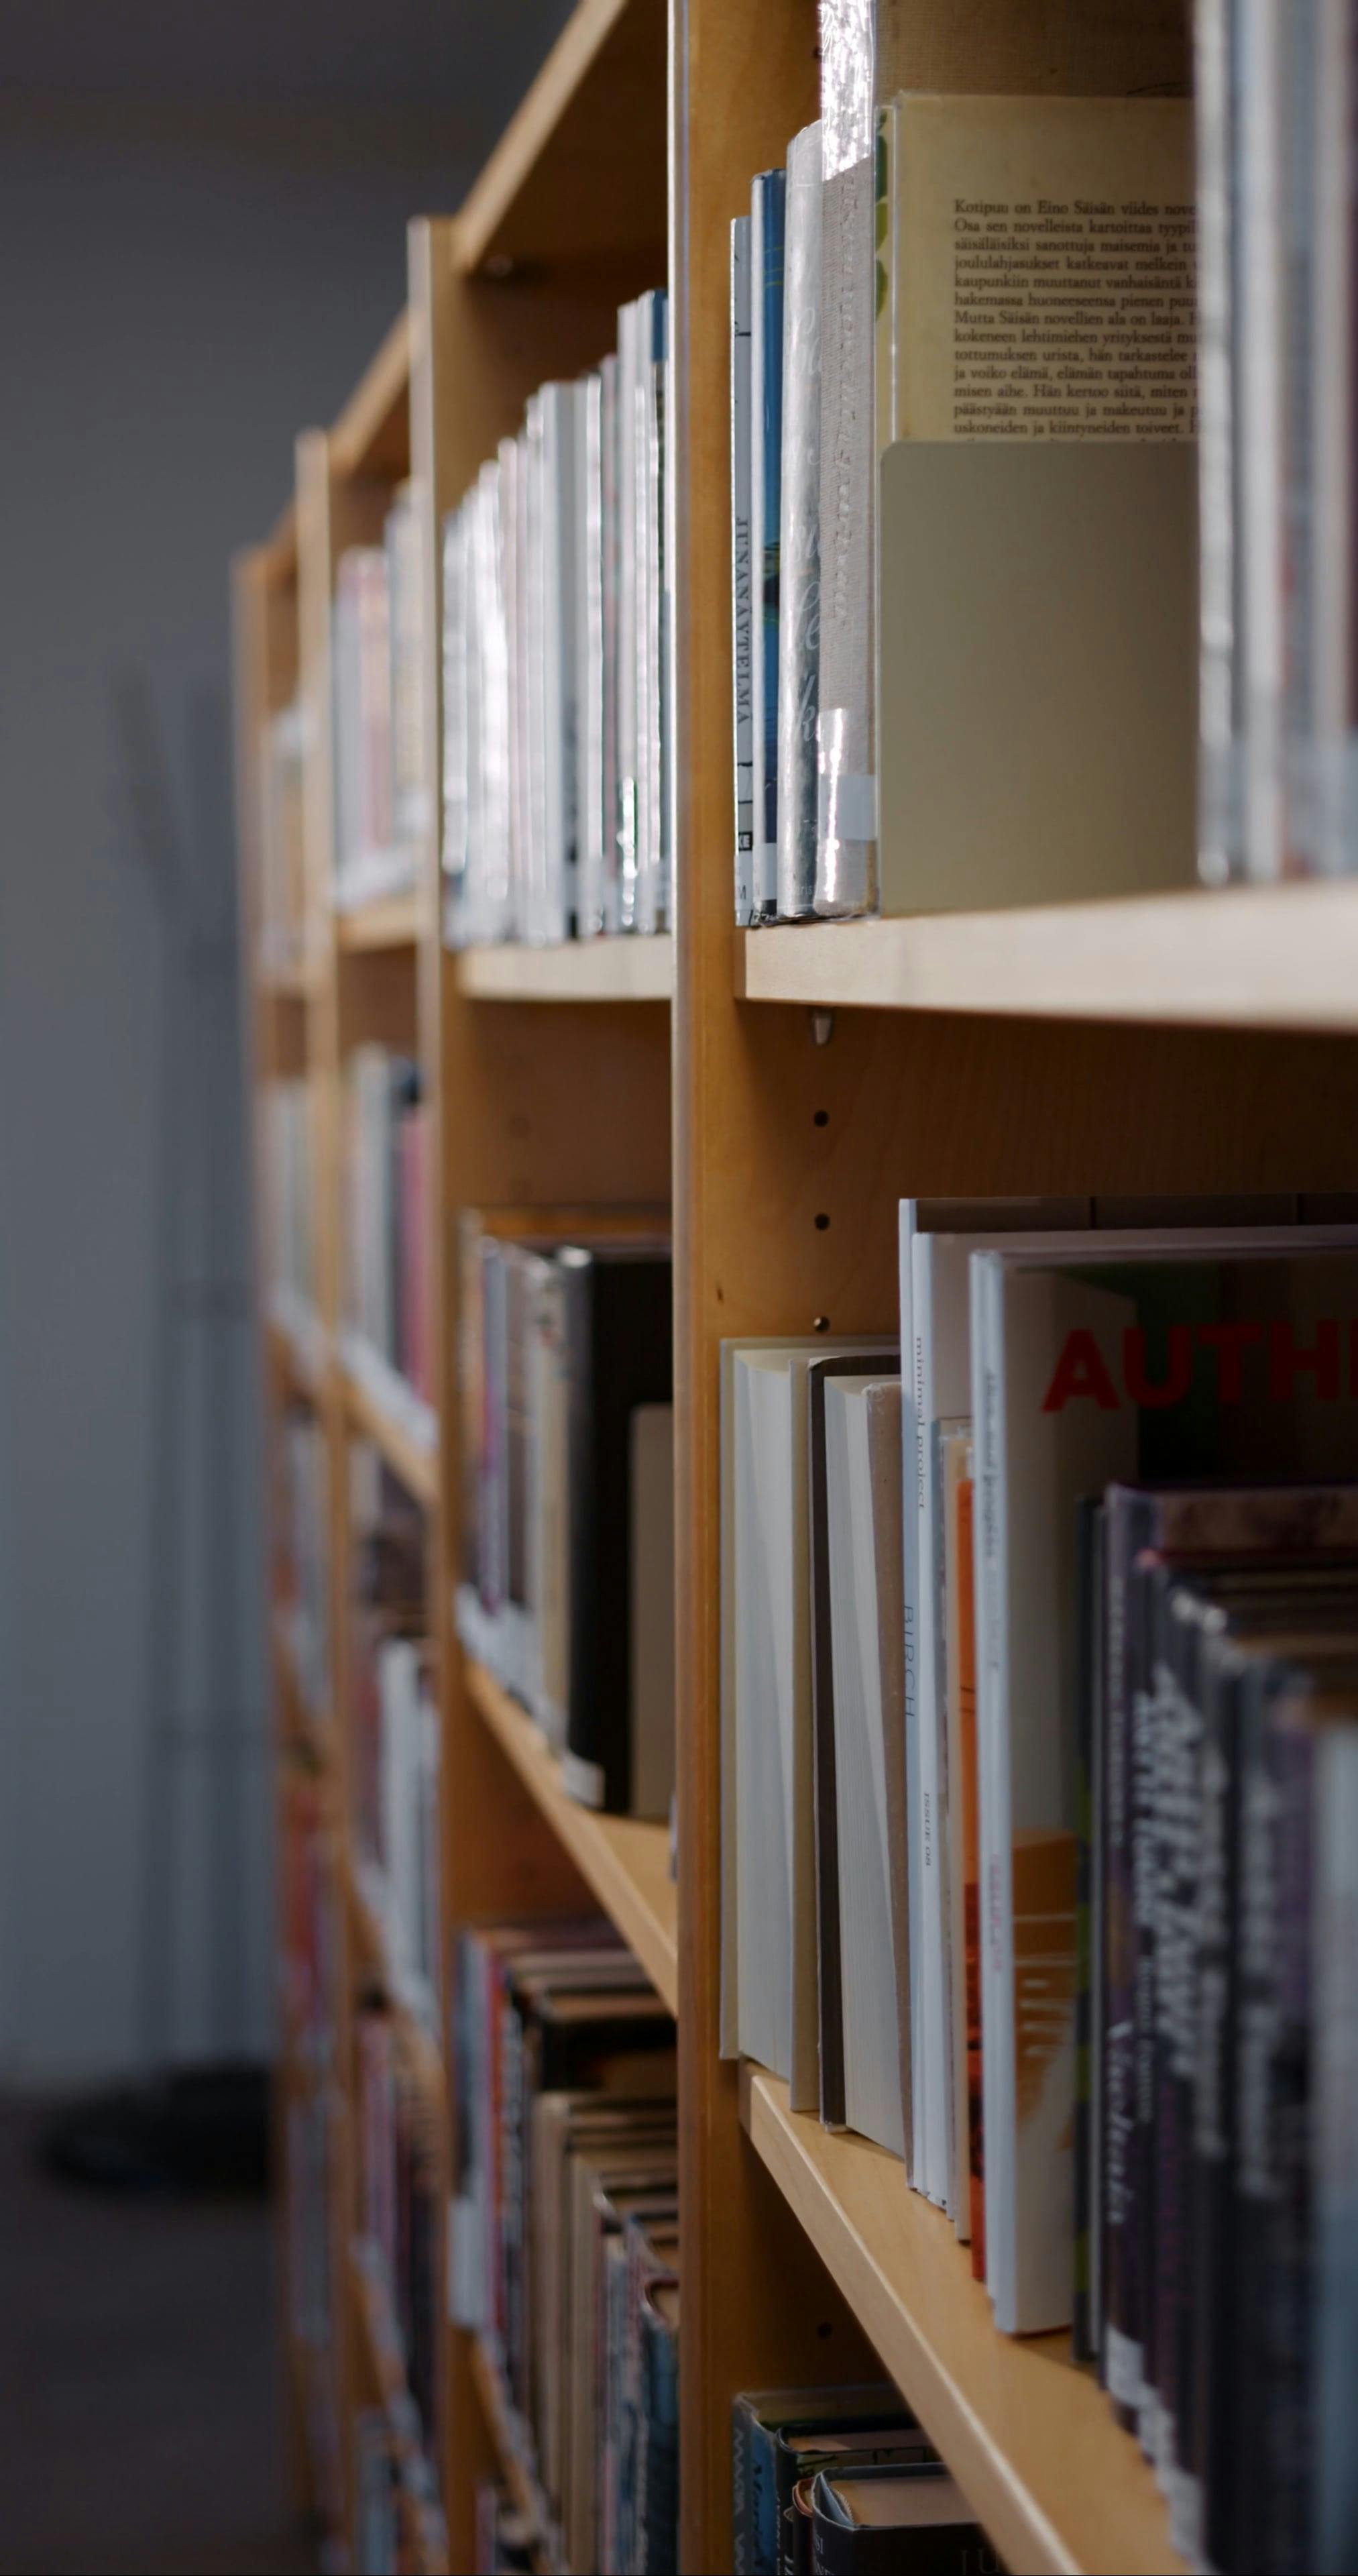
[233,1,1358,2570]
[466,1660,679,2012]
[740,2070,1183,2576]
[735,881,1358,1032]
[456,934,674,1003]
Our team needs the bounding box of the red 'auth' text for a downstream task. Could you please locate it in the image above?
[1041,1322,1358,1413]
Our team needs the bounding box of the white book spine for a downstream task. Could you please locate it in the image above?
[577,373,607,936]
[1195,0,1241,884]
[777,122,823,920]
[730,217,755,922]
[440,510,469,928]
[1312,0,1352,875]
[1239,0,1287,881]
[498,436,524,943]
[897,1203,926,2189]
[524,400,549,942]
[911,1234,954,2212]
[539,383,579,943]
[598,352,622,933]
[968,1250,1014,2324]
[749,174,785,918]
[616,301,640,926]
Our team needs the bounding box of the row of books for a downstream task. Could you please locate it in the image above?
[441,290,670,947]
[455,1208,675,1819]
[285,2076,345,2526]
[450,1916,678,2576]
[276,1404,329,1720]
[333,480,427,912]
[343,1044,433,1407]
[722,1202,1358,2467]
[731,2384,986,2576]
[265,1077,316,1328]
[258,697,306,978]
[732,49,1200,922]
[354,2004,441,2458]
[1196,0,1358,883]
[355,2408,447,2576]
[348,1450,439,2019]
[281,1775,339,2067]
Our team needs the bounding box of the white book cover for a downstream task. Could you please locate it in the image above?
[897,1197,1088,2200]
[498,435,526,941]
[598,352,622,933]
[722,1334,893,2100]
[730,215,754,921]
[970,1221,1358,2330]
[971,1255,1136,2334]
[825,1376,905,2156]
[749,172,785,919]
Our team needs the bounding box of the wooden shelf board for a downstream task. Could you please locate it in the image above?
[467,2336,557,2575]
[330,309,411,482]
[337,890,425,953]
[735,880,1358,1032]
[454,0,667,278]
[340,1359,439,1507]
[740,2068,1184,2576]
[465,1659,678,2013]
[456,934,673,1003]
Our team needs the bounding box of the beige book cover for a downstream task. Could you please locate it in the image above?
[890,94,1194,444]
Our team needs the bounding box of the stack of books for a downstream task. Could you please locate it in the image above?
[731,41,1198,922]
[354,2006,442,2460]
[722,1197,1358,2569]
[342,1045,432,1409]
[450,1916,677,2576]
[281,1777,338,2067]
[441,289,671,946]
[348,1454,436,2009]
[455,1208,674,1819]
[731,2384,984,2576]
[258,698,306,977]
[277,1405,329,1720]
[333,480,428,913]
[285,2077,344,2528]
[354,2408,445,2576]
[265,1077,316,1338]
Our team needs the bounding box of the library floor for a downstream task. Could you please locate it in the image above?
[0,2098,313,2576]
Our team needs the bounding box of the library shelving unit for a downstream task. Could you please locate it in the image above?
[233,2,1358,2571]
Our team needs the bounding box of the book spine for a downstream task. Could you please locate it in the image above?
[1072,1498,1101,2362]
[898,1204,924,2190]
[1233,1662,1282,2573]
[1151,1585,1204,2545]
[957,1472,985,2277]
[813,149,876,918]
[577,372,606,938]
[750,171,786,920]
[615,301,640,923]
[732,261,752,927]
[637,292,669,935]
[1238,0,1287,881]
[1310,0,1355,878]
[560,1254,606,1809]
[1314,1726,1358,2575]
[1195,0,1242,884]
[969,1250,1015,2327]
[1102,1489,1155,2426]
[912,1240,952,2210]
[777,121,823,920]
[1131,1558,1163,2467]
[598,353,622,934]
[1191,1635,1239,2576]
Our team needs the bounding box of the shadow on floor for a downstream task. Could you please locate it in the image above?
[0,2094,315,2576]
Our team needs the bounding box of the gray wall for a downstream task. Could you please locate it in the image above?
[0,40,569,2083]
